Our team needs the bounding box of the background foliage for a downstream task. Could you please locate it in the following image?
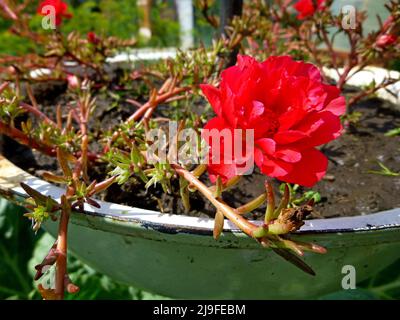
[0,0,220,55]
[0,0,182,55]
[0,198,167,300]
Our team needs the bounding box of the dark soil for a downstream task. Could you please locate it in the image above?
[2,81,400,219]
[223,97,400,219]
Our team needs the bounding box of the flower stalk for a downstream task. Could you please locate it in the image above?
[171,164,257,238]
[54,195,71,300]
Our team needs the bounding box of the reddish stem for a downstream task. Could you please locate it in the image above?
[0,120,99,161]
[126,86,190,123]
[0,81,9,93]
[0,120,56,156]
[0,0,18,20]
[55,195,70,300]
[171,164,257,237]
[320,26,338,70]
[348,78,398,106]
[20,102,56,126]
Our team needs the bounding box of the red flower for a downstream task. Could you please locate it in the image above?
[294,0,326,20]
[87,31,101,45]
[375,34,397,48]
[201,55,345,187]
[37,0,72,26]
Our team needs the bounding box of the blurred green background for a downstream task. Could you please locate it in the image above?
[0,0,219,55]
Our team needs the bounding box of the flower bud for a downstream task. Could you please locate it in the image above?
[87,31,100,45]
[66,74,79,90]
[375,34,397,48]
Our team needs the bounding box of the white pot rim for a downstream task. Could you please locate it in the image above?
[1,156,399,236]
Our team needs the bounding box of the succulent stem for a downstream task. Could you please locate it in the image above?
[264,180,275,223]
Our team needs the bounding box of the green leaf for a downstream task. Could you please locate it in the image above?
[359,258,400,299]
[304,190,321,203]
[20,183,58,207]
[0,197,41,299]
[368,162,399,177]
[385,127,400,137]
[319,289,379,300]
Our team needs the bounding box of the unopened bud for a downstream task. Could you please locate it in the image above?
[67,74,80,90]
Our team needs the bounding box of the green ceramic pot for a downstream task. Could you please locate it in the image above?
[1,155,400,299]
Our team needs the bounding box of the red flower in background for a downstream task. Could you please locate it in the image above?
[37,0,72,26]
[375,16,398,49]
[201,55,345,187]
[294,0,326,20]
[87,31,100,45]
[375,34,398,48]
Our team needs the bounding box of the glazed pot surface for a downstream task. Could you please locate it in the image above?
[1,155,400,299]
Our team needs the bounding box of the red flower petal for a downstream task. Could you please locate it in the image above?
[37,0,72,25]
[274,148,328,187]
[200,84,222,117]
[201,54,344,187]
[255,138,276,155]
[262,55,321,82]
[275,148,302,163]
[273,130,307,145]
[294,0,326,20]
[255,149,293,177]
[207,162,239,184]
[323,85,346,115]
[202,117,239,183]
[292,111,343,148]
